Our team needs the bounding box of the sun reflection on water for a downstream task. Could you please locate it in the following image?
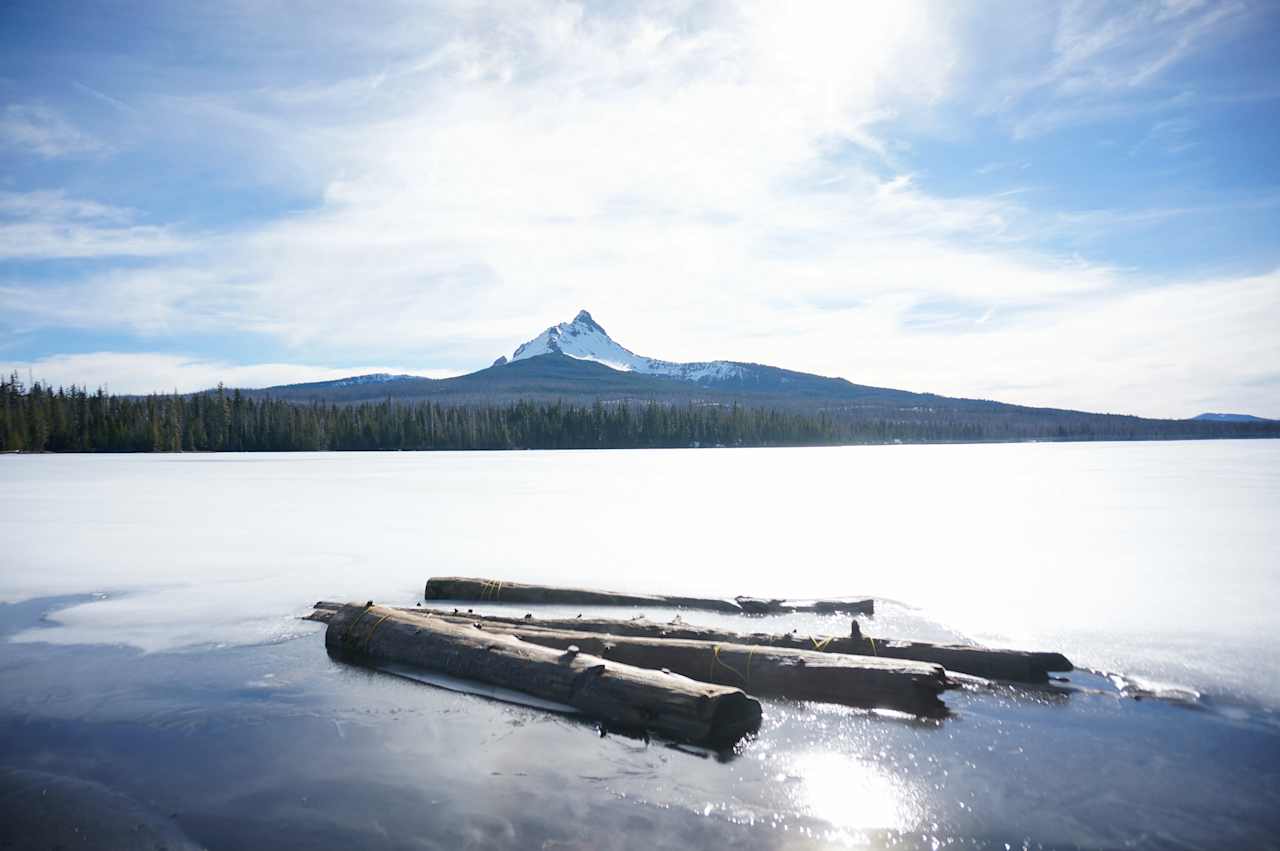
[787,751,921,835]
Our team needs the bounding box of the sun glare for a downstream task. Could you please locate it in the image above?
[788,751,921,834]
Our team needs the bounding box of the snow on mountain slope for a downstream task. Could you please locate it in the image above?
[508,310,745,383]
[331,373,418,387]
[1193,412,1273,423]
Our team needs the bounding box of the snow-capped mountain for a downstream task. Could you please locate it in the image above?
[237,310,1280,440]
[255,309,927,406]
[507,310,745,383]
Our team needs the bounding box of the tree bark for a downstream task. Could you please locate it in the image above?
[314,603,1071,683]
[315,604,948,717]
[423,576,874,615]
[323,603,761,747]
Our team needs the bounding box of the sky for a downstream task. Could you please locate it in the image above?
[1,0,1278,418]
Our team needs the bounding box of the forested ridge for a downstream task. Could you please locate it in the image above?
[2,374,1277,453]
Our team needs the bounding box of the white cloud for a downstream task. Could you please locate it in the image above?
[3,1,1276,418]
[731,270,1280,419]
[0,352,454,395]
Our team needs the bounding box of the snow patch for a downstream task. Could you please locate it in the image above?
[507,310,746,384]
[330,373,417,387]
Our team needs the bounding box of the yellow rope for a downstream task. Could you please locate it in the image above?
[867,636,877,656]
[810,635,834,652]
[342,607,370,642]
[708,644,748,686]
[478,579,503,601]
[363,613,391,650]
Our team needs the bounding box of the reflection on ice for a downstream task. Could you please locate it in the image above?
[787,751,920,834]
[2,593,1279,847]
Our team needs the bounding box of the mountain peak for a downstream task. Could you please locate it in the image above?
[510,309,619,364]
[504,310,747,384]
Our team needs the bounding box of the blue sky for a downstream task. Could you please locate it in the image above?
[2,0,1278,417]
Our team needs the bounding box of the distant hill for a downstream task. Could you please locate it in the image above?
[246,310,1038,411]
[221,309,1280,444]
[1193,413,1274,423]
[9,309,1280,452]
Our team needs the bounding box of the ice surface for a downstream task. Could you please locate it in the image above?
[1,440,1278,710]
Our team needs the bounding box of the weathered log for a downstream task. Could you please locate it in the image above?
[315,603,948,716]
[444,609,1070,683]
[423,576,874,616]
[323,603,761,747]
[312,602,1071,683]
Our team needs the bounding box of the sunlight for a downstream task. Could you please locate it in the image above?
[788,751,920,833]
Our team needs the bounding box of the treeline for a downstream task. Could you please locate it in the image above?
[2,374,1277,453]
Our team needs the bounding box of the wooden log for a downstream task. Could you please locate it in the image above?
[323,603,761,747]
[315,603,948,717]
[431,615,947,716]
[445,609,1070,683]
[312,602,1071,683]
[423,576,874,616]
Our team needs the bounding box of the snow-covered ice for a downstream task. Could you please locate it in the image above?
[2,441,1278,712]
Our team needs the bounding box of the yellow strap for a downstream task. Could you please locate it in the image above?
[867,636,877,656]
[478,579,503,601]
[364,613,391,649]
[343,607,370,642]
[478,578,501,604]
[708,644,748,686]
[810,635,834,652]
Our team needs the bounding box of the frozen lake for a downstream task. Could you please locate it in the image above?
[2,441,1279,848]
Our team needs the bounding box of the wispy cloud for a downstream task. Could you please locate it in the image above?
[0,190,190,259]
[0,1,1275,417]
[71,81,135,113]
[0,103,104,158]
[981,0,1252,139]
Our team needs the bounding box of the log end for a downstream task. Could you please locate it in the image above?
[733,596,783,615]
[706,690,763,748]
[1037,652,1074,673]
[809,598,875,616]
